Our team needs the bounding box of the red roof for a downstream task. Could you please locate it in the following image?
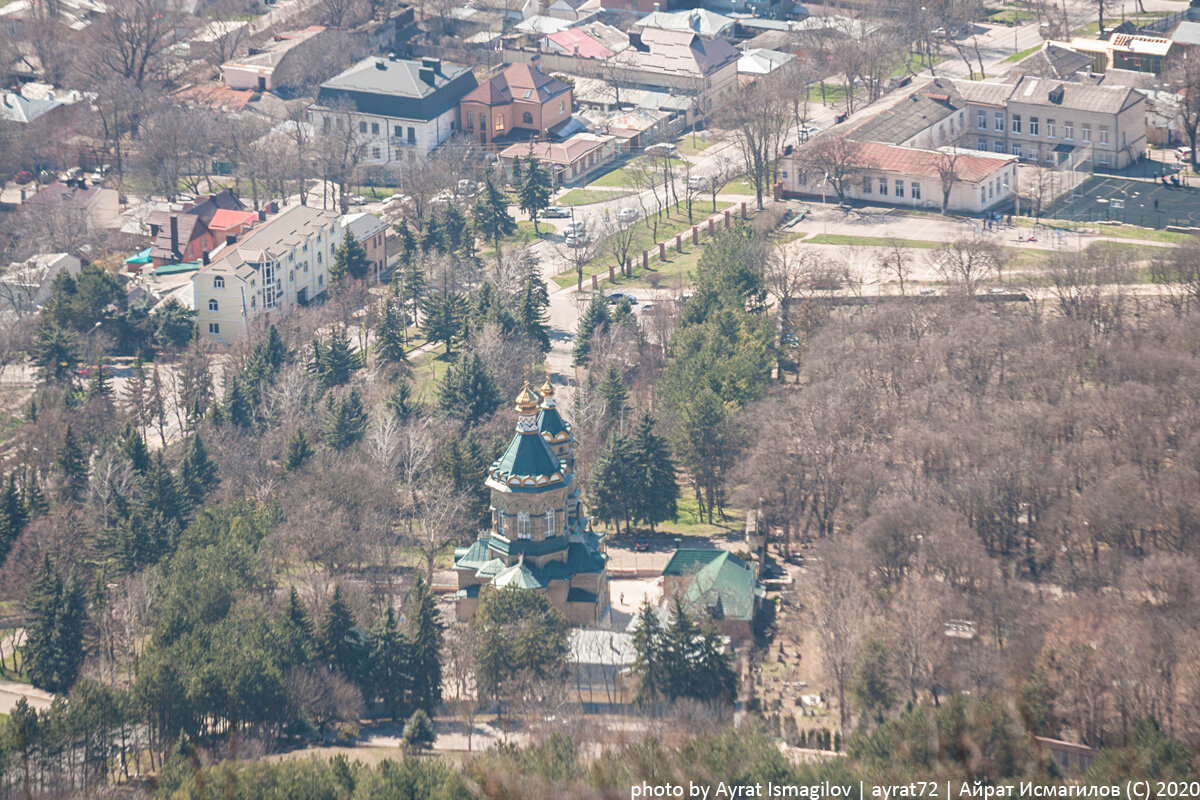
[547,28,615,59]
[854,141,1013,183]
[462,64,570,106]
[208,209,259,231]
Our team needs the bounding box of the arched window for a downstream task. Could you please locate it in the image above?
[522,111,533,125]
[213,276,225,289]
[208,299,219,311]
[517,511,531,539]
[496,511,505,535]
[545,509,556,536]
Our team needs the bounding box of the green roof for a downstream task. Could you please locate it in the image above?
[682,551,758,622]
[489,536,569,558]
[493,560,544,589]
[454,539,492,571]
[537,406,570,439]
[154,260,202,276]
[455,584,481,599]
[662,548,726,577]
[489,429,566,493]
[125,247,152,264]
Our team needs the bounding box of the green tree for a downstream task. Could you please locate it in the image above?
[323,389,368,451]
[588,432,635,536]
[420,287,466,355]
[120,422,151,474]
[386,378,418,422]
[572,296,609,366]
[283,426,314,473]
[55,424,88,503]
[1087,718,1195,784]
[473,175,517,256]
[473,586,569,703]
[86,359,112,402]
[309,328,362,390]
[851,637,898,726]
[319,585,363,683]
[221,377,254,429]
[438,352,502,422]
[597,365,628,433]
[407,576,444,715]
[331,230,370,281]
[375,299,408,367]
[518,157,553,234]
[439,429,492,526]
[0,473,27,564]
[178,434,218,505]
[394,223,416,269]
[366,606,410,720]
[402,708,436,751]
[631,599,666,705]
[629,414,678,532]
[276,587,317,666]
[41,264,123,333]
[154,299,197,348]
[25,557,86,693]
[31,317,80,385]
[403,263,426,326]
[516,273,551,353]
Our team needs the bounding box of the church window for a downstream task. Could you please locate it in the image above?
[517,511,531,539]
[496,511,505,535]
[545,509,556,535]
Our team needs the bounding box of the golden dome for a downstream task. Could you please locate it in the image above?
[538,369,555,398]
[514,382,540,414]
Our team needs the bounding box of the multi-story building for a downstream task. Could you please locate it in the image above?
[309,56,478,164]
[459,63,573,149]
[192,205,342,343]
[342,212,389,281]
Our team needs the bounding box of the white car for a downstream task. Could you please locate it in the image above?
[645,142,678,157]
[687,176,707,191]
[543,206,572,218]
[563,220,586,237]
[617,208,639,223]
[565,231,589,247]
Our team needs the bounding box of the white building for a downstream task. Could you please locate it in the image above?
[192,205,342,343]
[0,253,81,315]
[308,56,478,164]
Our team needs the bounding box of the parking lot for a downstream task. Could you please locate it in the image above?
[1045,175,1200,229]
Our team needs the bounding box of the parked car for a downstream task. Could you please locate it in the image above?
[563,220,586,237]
[564,231,589,247]
[544,206,572,218]
[617,208,638,223]
[633,537,651,552]
[639,301,656,313]
[345,194,367,206]
[687,175,707,190]
[799,124,820,141]
[645,142,677,157]
[607,291,638,305]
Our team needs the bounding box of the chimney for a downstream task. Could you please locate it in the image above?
[202,250,210,265]
[258,208,266,221]
[421,57,442,75]
[270,201,279,214]
[226,233,238,246]
[419,66,436,85]
[169,216,179,260]
[375,59,387,70]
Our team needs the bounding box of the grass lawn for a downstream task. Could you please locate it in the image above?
[988,8,1035,24]
[481,220,550,258]
[1004,45,1042,63]
[586,155,686,189]
[806,233,944,248]
[558,188,632,206]
[551,201,735,289]
[806,82,850,105]
[723,175,757,195]
[659,492,745,539]
[354,185,398,200]
[409,348,453,400]
[1073,12,1168,35]
[677,135,721,155]
[1096,224,1196,244]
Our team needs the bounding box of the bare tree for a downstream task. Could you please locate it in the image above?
[1167,54,1200,172]
[796,134,863,205]
[718,70,791,209]
[931,236,1005,295]
[81,0,180,88]
[932,146,962,214]
[805,541,873,732]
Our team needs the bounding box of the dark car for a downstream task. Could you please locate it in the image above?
[633,537,651,552]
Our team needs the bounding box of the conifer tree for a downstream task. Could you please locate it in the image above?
[124,356,150,437]
[438,352,502,421]
[572,295,610,366]
[309,329,362,390]
[0,473,27,564]
[375,299,408,367]
[439,429,491,525]
[402,709,435,751]
[319,585,362,683]
[120,423,151,474]
[629,414,678,532]
[510,155,523,185]
[420,288,466,355]
[55,424,88,503]
[31,317,80,385]
[283,427,314,473]
[518,157,553,234]
[632,599,666,705]
[178,434,218,505]
[516,275,551,353]
[386,379,418,423]
[473,175,517,257]
[25,557,86,693]
[366,606,409,720]
[407,576,444,715]
[86,360,112,401]
[587,432,634,536]
[222,377,254,428]
[403,264,426,326]
[23,471,47,517]
[394,223,416,270]
[331,231,370,282]
[323,389,368,451]
[598,365,628,433]
[278,587,316,666]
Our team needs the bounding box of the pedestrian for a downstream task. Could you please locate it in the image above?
[1154,198,1159,211]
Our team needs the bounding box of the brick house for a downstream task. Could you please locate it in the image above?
[459,63,573,148]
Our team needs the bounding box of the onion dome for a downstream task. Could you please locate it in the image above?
[487,383,567,493]
[536,373,571,445]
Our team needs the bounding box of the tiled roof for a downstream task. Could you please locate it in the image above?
[634,8,734,38]
[853,141,1015,183]
[462,64,570,106]
[200,205,338,276]
[547,28,615,59]
[498,132,615,166]
[738,48,796,75]
[848,80,962,145]
[208,208,258,231]
[616,28,740,77]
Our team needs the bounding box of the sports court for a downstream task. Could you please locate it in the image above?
[1046,175,1200,229]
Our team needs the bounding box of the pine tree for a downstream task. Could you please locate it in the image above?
[572,296,610,366]
[24,557,86,693]
[403,264,426,326]
[31,317,80,385]
[597,365,628,433]
[124,356,150,437]
[120,423,151,474]
[23,471,47,517]
[419,212,444,253]
[386,378,418,422]
[309,329,362,390]
[402,709,435,751]
[472,175,517,256]
[587,432,634,536]
[518,157,553,234]
[86,360,112,401]
[278,587,316,666]
[178,434,218,505]
[55,424,88,503]
[331,231,370,282]
[407,576,444,715]
[438,352,502,421]
[632,599,666,705]
[243,324,287,392]
[0,473,27,564]
[439,429,491,526]
[366,606,409,720]
[319,585,362,683]
[510,155,523,185]
[629,414,678,532]
[394,223,416,270]
[375,299,408,367]
[516,275,551,353]
[222,377,254,428]
[323,389,368,451]
[420,288,466,355]
[283,427,314,473]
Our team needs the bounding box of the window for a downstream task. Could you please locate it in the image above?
[1011,114,1021,134]
[994,112,1003,131]
[862,175,872,193]
[466,114,473,130]
[497,512,505,535]
[359,121,367,133]
[1003,173,1010,190]
[977,111,987,129]
[980,187,986,204]
[209,322,220,335]
[407,127,416,144]
[978,138,988,151]
[988,182,994,199]
[213,276,225,289]
[372,146,381,159]
[371,122,379,134]
[1029,117,1039,136]
[522,111,533,124]
[878,179,888,196]
[394,125,402,137]
[895,180,904,198]
[517,511,531,539]
[250,297,256,309]
[911,182,921,200]
[1064,121,1074,140]
[1081,124,1091,143]
[322,118,330,133]
[558,100,565,113]
[1046,119,1056,138]
[317,252,322,264]
[1098,152,1110,166]
[336,118,343,130]
[318,275,324,287]
[994,141,1005,153]
[545,509,556,535]
[494,115,504,131]
[1012,143,1021,157]
[1099,126,1109,145]
[208,299,218,311]
[478,113,484,130]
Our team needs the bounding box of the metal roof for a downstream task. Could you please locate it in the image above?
[314,56,477,122]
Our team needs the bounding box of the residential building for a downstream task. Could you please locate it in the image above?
[544,23,629,59]
[25,182,120,230]
[781,141,1019,214]
[738,48,796,84]
[309,56,477,163]
[342,212,389,280]
[454,379,610,626]
[192,205,342,342]
[459,63,573,148]
[0,253,81,314]
[661,548,763,643]
[145,190,256,268]
[631,8,735,38]
[498,132,622,185]
[569,629,636,710]
[543,0,602,21]
[220,26,329,92]
[1009,42,1095,81]
[1063,34,1172,74]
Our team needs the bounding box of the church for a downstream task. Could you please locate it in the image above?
[453,376,611,625]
